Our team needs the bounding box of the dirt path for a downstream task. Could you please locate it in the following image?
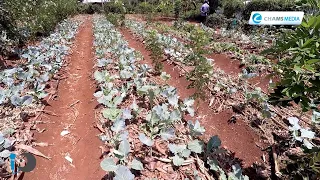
[23,16,105,180]
[120,28,265,168]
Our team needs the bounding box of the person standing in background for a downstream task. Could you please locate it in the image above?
[200,0,210,23]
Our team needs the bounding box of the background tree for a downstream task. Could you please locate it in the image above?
[209,0,220,14]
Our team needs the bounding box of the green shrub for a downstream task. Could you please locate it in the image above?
[55,0,78,21]
[135,2,153,14]
[182,9,199,20]
[33,1,59,36]
[263,14,320,112]
[3,0,79,36]
[295,0,320,14]
[78,3,103,14]
[208,0,222,14]
[145,30,163,75]
[0,3,22,57]
[156,0,173,16]
[90,3,104,13]
[243,0,296,20]
[222,0,244,18]
[105,13,125,27]
[77,4,91,14]
[174,0,182,18]
[205,13,229,28]
[104,1,126,14]
[0,0,79,57]
[123,0,136,13]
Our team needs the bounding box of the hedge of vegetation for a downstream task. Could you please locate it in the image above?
[0,0,79,57]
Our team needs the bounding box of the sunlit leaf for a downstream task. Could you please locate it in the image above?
[130,99,139,111]
[188,120,205,136]
[172,155,184,166]
[207,158,220,171]
[0,150,11,158]
[160,72,171,81]
[111,118,125,133]
[159,128,175,140]
[102,108,122,121]
[10,95,33,106]
[288,117,302,131]
[188,140,204,154]
[303,139,314,149]
[93,91,103,98]
[21,95,33,106]
[168,144,186,154]
[312,110,320,124]
[170,109,182,121]
[300,129,315,139]
[168,94,179,107]
[100,158,118,172]
[117,139,130,158]
[114,166,135,180]
[130,159,144,170]
[181,149,191,158]
[94,70,105,83]
[139,133,154,146]
[96,58,112,67]
[122,108,133,120]
[120,70,133,79]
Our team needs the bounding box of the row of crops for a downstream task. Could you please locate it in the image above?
[124,18,318,146]
[124,19,268,112]
[0,20,82,106]
[120,17,320,179]
[148,19,272,74]
[93,14,250,180]
[0,16,83,176]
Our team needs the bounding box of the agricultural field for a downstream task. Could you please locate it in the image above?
[0,0,319,180]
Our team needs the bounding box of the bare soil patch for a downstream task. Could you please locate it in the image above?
[207,54,242,75]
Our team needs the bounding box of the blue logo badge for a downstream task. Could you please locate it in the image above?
[252,13,262,24]
[10,153,36,174]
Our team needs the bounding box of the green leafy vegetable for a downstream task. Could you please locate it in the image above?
[172,155,184,166]
[100,158,118,172]
[114,166,135,180]
[130,159,144,170]
[102,108,122,121]
[139,133,154,146]
[188,140,204,154]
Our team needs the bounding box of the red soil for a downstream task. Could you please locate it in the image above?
[207,54,242,75]
[249,74,273,93]
[23,16,105,180]
[120,28,265,168]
